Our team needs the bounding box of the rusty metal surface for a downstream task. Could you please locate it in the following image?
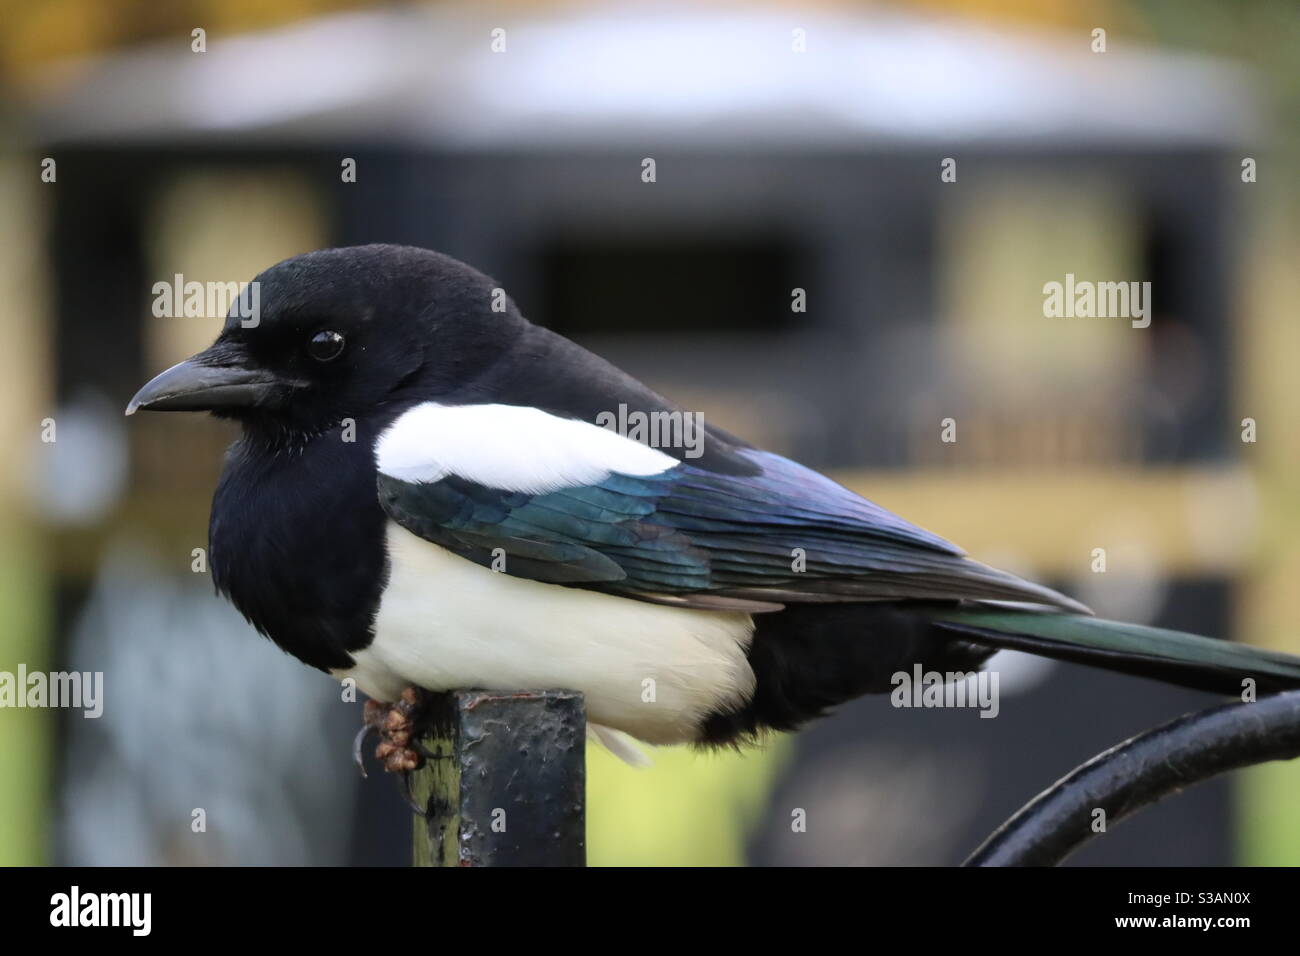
[412,690,586,867]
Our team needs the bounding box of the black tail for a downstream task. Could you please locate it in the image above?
[928,605,1300,696]
[698,603,1300,746]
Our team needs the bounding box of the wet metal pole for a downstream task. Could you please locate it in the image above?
[411,689,587,866]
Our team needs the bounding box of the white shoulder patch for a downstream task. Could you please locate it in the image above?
[376,402,678,494]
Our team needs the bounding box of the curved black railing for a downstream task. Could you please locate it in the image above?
[964,690,1300,866]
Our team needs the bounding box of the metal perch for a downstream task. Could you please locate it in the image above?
[410,689,587,867]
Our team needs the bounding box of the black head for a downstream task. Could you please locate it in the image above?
[126,244,525,438]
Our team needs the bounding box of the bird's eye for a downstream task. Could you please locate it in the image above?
[307,330,345,362]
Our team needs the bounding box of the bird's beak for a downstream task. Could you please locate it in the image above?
[126,344,295,415]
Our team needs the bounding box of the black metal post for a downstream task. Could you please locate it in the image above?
[411,689,586,866]
[965,690,1300,866]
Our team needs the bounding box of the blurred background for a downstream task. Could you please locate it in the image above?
[1,0,1297,866]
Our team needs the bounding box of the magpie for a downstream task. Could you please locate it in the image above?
[127,244,1300,774]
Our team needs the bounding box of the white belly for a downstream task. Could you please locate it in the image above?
[332,522,756,745]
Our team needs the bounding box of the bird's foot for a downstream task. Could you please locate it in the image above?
[353,687,434,815]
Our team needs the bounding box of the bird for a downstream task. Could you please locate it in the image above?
[127,243,1300,783]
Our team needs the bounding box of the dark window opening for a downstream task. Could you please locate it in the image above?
[532,236,801,337]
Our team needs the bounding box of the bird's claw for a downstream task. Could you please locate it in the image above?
[353,721,376,778]
[412,740,437,761]
[354,688,432,814]
[397,770,426,817]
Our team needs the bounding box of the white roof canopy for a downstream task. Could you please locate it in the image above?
[26,2,1258,149]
